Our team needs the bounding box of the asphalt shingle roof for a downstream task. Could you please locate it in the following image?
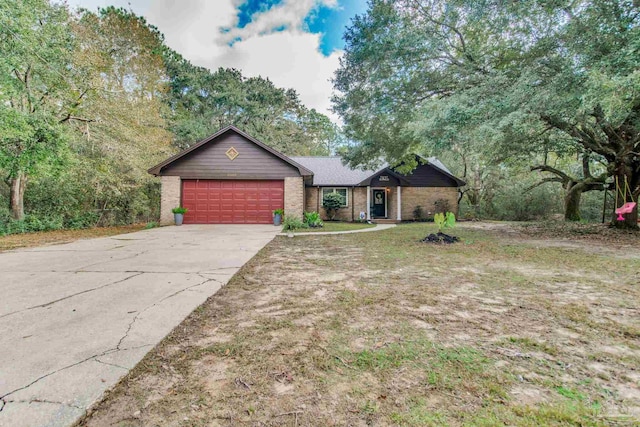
[290,156,454,186]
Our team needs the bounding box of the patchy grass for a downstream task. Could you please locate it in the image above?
[294,221,376,233]
[78,222,640,426]
[0,224,147,252]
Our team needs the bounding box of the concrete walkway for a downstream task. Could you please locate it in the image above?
[279,223,396,236]
[0,225,280,427]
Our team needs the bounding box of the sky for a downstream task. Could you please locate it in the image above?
[66,0,368,121]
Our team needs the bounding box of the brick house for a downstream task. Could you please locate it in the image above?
[149,126,466,225]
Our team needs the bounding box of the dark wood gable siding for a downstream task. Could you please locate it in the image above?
[370,170,400,187]
[403,163,459,187]
[160,133,301,180]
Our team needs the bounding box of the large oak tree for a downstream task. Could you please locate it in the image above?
[333,0,639,227]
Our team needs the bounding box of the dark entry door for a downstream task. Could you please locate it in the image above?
[371,189,386,218]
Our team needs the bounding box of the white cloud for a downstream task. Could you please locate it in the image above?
[215,31,342,117]
[220,0,336,44]
[69,0,342,120]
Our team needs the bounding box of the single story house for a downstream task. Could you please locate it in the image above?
[148,126,466,225]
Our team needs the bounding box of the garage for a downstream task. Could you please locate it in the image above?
[181,179,284,224]
[149,126,312,225]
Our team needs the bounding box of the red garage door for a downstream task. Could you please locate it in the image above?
[181,180,284,224]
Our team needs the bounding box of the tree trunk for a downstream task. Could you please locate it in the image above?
[10,173,27,220]
[564,182,582,221]
[611,171,639,229]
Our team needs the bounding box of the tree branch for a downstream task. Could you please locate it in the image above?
[530,164,574,183]
[525,177,564,192]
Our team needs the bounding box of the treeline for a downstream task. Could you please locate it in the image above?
[334,0,639,228]
[0,0,340,233]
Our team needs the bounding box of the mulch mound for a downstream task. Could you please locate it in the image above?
[422,232,459,244]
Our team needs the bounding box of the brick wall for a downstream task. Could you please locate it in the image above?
[303,186,458,221]
[284,177,304,220]
[400,187,459,221]
[160,176,181,225]
[352,187,368,220]
[304,187,372,221]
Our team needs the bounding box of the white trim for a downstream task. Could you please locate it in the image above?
[371,187,388,218]
[366,186,371,220]
[321,187,349,207]
[397,185,402,221]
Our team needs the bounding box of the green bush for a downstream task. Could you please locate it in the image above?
[145,221,159,229]
[413,205,426,221]
[303,211,323,228]
[64,212,100,229]
[172,206,188,214]
[434,212,456,233]
[282,216,308,232]
[0,214,64,236]
[322,192,344,220]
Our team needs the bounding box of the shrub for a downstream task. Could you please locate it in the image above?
[64,212,100,229]
[413,205,425,221]
[322,192,344,220]
[282,216,308,232]
[304,211,323,228]
[434,212,456,233]
[145,221,159,229]
[0,214,64,236]
[273,208,284,216]
[172,206,188,214]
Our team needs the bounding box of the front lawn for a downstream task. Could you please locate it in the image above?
[79,222,640,426]
[295,221,376,233]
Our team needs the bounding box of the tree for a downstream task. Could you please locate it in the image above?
[68,7,173,223]
[163,51,341,156]
[333,0,639,228]
[323,192,344,220]
[0,0,73,219]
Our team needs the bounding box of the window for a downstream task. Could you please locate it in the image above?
[322,187,348,207]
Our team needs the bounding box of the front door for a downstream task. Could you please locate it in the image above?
[371,189,386,218]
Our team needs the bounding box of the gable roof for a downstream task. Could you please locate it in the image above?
[290,156,465,187]
[148,125,314,177]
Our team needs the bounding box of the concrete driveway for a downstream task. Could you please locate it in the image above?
[0,225,279,427]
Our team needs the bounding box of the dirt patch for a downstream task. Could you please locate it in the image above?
[0,224,146,252]
[78,223,640,426]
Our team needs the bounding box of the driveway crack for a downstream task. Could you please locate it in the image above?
[7,398,83,410]
[94,359,128,371]
[0,273,144,320]
[116,276,217,350]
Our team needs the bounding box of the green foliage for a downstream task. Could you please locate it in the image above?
[282,216,308,232]
[334,0,640,224]
[322,192,344,220]
[163,52,342,155]
[303,211,323,228]
[412,205,425,221]
[434,212,455,233]
[273,208,284,216]
[172,206,188,214]
[144,221,159,229]
[0,214,64,236]
[64,212,100,230]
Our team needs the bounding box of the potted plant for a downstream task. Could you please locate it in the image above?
[172,206,188,226]
[273,208,284,226]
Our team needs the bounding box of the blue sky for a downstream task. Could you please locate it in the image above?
[234,0,367,56]
[67,0,369,119]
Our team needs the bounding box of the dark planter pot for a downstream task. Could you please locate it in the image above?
[273,213,282,226]
[174,213,184,226]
